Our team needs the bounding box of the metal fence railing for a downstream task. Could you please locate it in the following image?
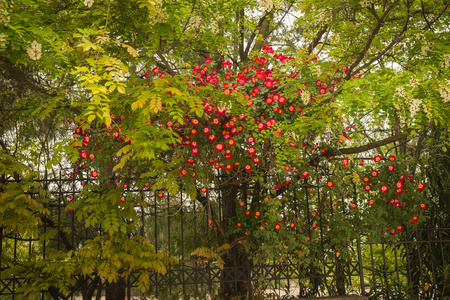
[1,173,449,299]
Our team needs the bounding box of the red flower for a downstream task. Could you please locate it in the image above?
[399,174,406,181]
[257,122,266,130]
[190,129,198,135]
[252,158,260,164]
[244,165,252,172]
[91,170,98,178]
[389,155,396,161]
[359,160,364,166]
[396,225,404,232]
[371,170,379,177]
[119,197,125,203]
[420,203,426,209]
[202,127,211,135]
[288,105,295,112]
[187,159,195,165]
[192,148,199,156]
[380,185,389,193]
[368,199,375,206]
[240,201,245,207]
[88,153,95,161]
[390,229,396,235]
[343,158,349,166]
[284,165,290,171]
[226,164,232,171]
[319,88,327,95]
[290,222,296,229]
[228,139,236,146]
[302,171,309,178]
[363,177,370,183]
[374,155,382,162]
[180,169,187,177]
[234,162,241,168]
[349,202,358,209]
[245,211,251,216]
[343,65,349,74]
[201,187,208,193]
[205,57,212,63]
[215,143,224,152]
[312,223,317,229]
[254,211,261,217]
[275,224,281,231]
[412,216,419,224]
[144,183,150,188]
[273,184,279,190]
[364,185,371,192]
[237,222,242,227]
[263,79,273,88]
[327,180,334,188]
[388,165,396,172]
[208,134,218,142]
[248,147,256,156]
[417,183,425,191]
[396,181,404,189]
[158,193,164,198]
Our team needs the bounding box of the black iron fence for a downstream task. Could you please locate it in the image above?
[1,172,449,299]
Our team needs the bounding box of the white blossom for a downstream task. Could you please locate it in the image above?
[301,90,311,105]
[442,54,450,69]
[188,15,202,29]
[27,40,42,61]
[409,98,421,118]
[259,0,273,12]
[439,80,450,103]
[84,0,94,8]
[0,33,7,47]
[0,8,10,26]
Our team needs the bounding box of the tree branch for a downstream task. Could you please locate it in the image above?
[323,129,412,156]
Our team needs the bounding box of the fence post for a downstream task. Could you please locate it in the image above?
[357,236,365,296]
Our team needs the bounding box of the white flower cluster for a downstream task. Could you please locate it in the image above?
[422,100,432,119]
[149,3,169,25]
[0,33,7,47]
[442,54,450,69]
[211,12,224,34]
[0,8,10,26]
[189,15,202,29]
[84,0,94,8]
[27,40,42,60]
[315,8,332,25]
[409,98,421,119]
[259,0,273,12]
[420,39,433,56]
[360,0,376,8]
[301,90,311,105]
[333,32,340,44]
[312,64,321,77]
[438,80,450,103]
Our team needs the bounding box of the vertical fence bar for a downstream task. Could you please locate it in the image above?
[57,171,61,251]
[154,192,158,298]
[381,243,390,299]
[415,229,425,291]
[369,243,376,295]
[357,237,365,296]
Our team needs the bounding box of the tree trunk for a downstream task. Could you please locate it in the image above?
[105,278,126,300]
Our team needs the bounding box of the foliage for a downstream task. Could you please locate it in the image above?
[1,0,449,298]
